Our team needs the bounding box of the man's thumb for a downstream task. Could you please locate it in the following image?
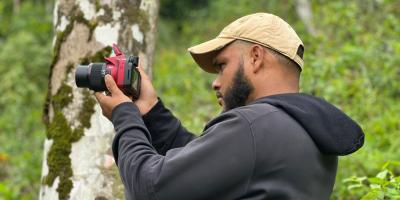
[104,75,121,95]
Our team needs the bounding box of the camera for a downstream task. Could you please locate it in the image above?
[75,44,141,99]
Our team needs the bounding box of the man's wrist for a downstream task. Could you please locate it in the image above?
[111,102,139,123]
[136,98,159,115]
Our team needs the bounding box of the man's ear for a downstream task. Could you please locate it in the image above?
[249,45,265,73]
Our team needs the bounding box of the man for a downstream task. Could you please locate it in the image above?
[95,13,364,200]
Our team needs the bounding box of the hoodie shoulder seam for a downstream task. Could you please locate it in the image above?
[235,104,281,125]
[232,110,258,197]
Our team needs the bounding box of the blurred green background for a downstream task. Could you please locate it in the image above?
[0,0,399,199]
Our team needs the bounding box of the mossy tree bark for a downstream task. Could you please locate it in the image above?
[39,0,158,199]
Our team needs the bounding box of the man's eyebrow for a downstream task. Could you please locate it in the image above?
[212,57,219,67]
[213,55,226,67]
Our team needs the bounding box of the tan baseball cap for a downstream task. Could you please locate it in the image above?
[188,13,304,73]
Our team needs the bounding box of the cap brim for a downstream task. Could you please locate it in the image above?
[188,37,235,73]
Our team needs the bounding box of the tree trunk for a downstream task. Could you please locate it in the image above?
[39,0,158,199]
[295,0,316,36]
[13,0,20,13]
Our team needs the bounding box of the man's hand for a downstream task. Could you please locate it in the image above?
[134,66,158,115]
[95,75,132,120]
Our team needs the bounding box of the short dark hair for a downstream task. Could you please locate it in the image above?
[235,40,301,75]
[265,48,301,75]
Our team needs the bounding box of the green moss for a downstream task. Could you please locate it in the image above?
[96,5,113,23]
[50,22,74,71]
[70,90,97,143]
[49,8,99,75]
[94,0,101,12]
[74,10,98,41]
[125,9,150,34]
[43,78,97,199]
[51,83,73,112]
[45,6,100,125]
[42,3,136,198]
[80,46,112,65]
[43,82,75,200]
[57,175,73,200]
[66,64,74,76]
[43,111,73,200]
[79,90,96,128]
[44,114,90,198]
[116,0,150,51]
[43,90,51,125]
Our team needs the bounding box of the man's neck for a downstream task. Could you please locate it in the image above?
[247,86,299,104]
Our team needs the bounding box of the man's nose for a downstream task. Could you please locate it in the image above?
[212,77,221,91]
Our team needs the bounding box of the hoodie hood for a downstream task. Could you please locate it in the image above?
[252,93,364,156]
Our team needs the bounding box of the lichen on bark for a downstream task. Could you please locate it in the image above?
[42,7,112,197]
[116,0,151,55]
[80,46,112,65]
[43,83,74,200]
[44,7,99,125]
[41,0,158,198]
[52,9,98,68]
[43,46,110,199]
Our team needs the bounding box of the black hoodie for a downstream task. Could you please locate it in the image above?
[111,93,364,200]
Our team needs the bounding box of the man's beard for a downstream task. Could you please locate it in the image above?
[223,63,254,111]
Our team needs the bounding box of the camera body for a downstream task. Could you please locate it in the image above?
[75,44,140,99]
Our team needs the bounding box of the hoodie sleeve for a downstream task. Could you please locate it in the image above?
[141,99,196,155]
[111,102,255,200]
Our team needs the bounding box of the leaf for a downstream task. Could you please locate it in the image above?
[361,189,384,200]
[368,177,384,185]
[348,183,364,190]
[376,170,389,179]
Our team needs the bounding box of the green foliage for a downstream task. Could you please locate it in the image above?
[156,0,400,199]
[153,48,220,132]
[299,1,400,199]
[344,162,400,199]
[0,1,52,199]
[0,0,398,199]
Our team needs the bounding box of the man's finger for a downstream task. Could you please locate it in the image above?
[136,66,150,81]
[104,74,122,96]
[94,92,106,102]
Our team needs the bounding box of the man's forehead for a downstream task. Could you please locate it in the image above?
[212,43,237,64]
[212,51,227,67]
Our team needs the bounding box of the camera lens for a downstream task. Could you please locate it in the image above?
[75,65,90,88]
[75,63,108,91]
[88,63,107,91]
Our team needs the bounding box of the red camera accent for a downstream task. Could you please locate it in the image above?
[104,44,126,87]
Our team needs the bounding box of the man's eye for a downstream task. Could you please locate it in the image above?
[217,63,226,72]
